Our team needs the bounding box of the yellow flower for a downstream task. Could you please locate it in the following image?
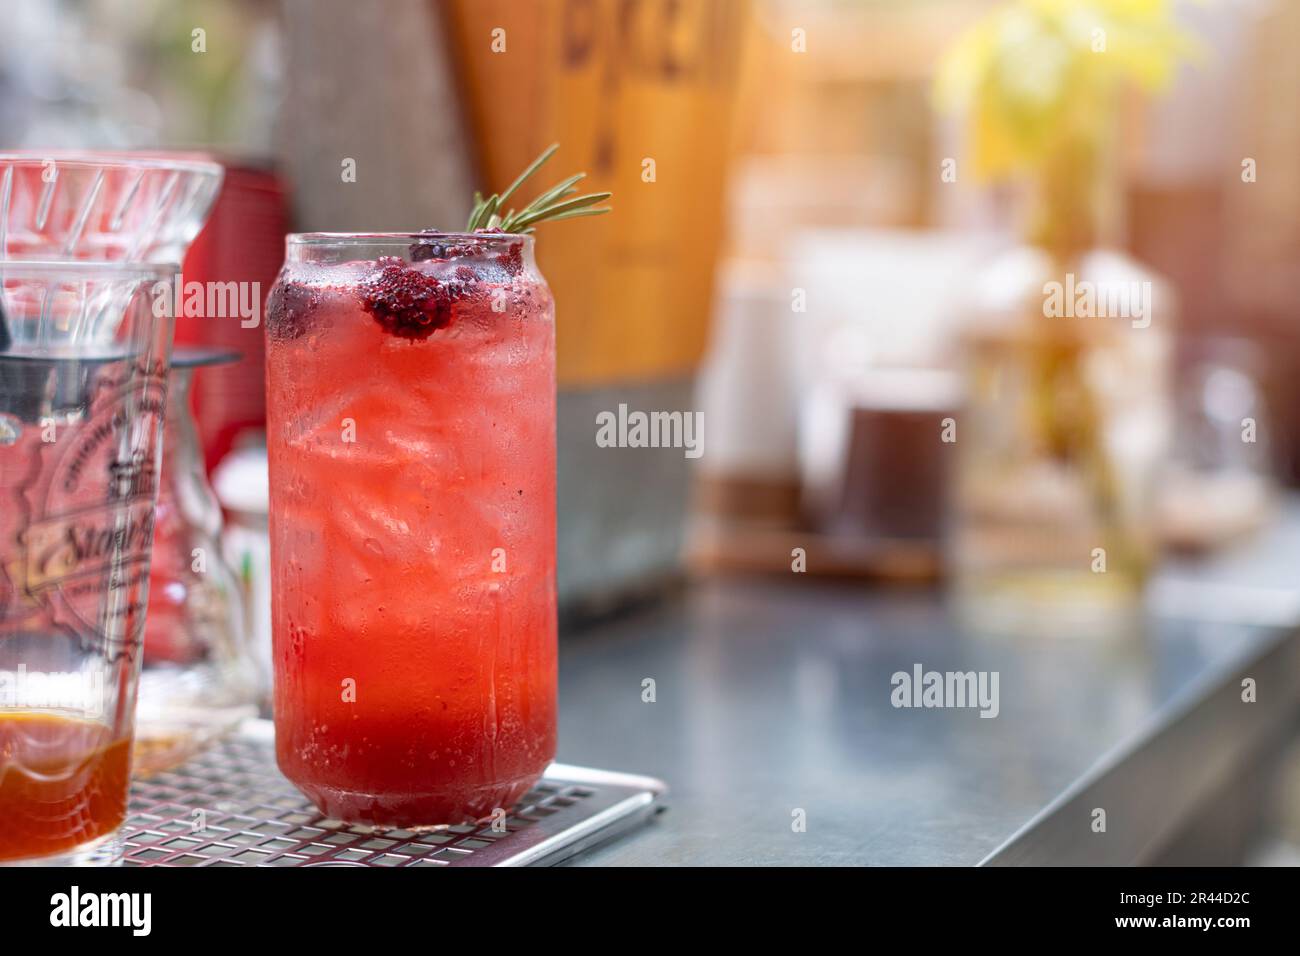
[935,0,1202,180]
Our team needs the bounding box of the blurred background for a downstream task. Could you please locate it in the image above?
[5,0,1299,863]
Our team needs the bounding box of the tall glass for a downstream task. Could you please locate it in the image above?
[265,233,557,825]
[0,261,174,865]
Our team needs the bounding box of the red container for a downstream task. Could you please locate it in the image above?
[179,163,288,471]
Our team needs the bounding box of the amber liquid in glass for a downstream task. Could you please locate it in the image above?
[0,713,131,862]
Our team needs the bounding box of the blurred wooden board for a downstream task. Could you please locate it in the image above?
[687,517,941,583]
[442,0,749,388]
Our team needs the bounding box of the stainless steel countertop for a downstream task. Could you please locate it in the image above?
[556,504,1300,866]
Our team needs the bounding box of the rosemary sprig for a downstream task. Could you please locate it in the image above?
[466,143,612,234]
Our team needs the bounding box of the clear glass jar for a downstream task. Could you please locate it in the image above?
[265,233,557,825]
[134,348,258,775]
[951,244,1174,637]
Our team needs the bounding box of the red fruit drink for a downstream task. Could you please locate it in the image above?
[265,233,557,825]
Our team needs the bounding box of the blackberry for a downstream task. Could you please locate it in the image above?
[361,257,473,339]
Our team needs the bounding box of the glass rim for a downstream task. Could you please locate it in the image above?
[0,150,223,178]
[289,231,534,247]
[0,260,179,277]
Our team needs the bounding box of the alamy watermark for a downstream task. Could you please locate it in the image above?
[50,886,151,936]
[1043,273,1152,329]
[151,273,262,328]
[890,663,999,718]
[0,664,106,717]
[595,404,703,459]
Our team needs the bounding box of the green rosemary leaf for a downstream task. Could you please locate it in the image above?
[498,143,558,206]
[479,194,502,230]
[509,192,612,230]
[532,207,611,224]
[465,145,612,233]
[520,173,586,216]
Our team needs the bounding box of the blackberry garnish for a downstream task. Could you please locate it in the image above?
[361,257,477,340]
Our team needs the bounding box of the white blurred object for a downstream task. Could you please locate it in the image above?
[697,258,800,480]
[213,445,272,705]
[788,229,997,381]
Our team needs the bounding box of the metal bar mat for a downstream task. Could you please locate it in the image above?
[122,723,666,867]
